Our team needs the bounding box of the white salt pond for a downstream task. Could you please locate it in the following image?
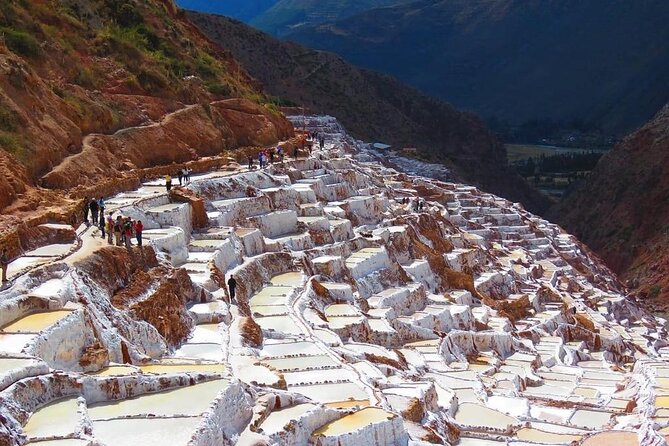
[259,403,315,435]
[89,365,138,376]
[516,427,582,443]
[454,402,517,430]
[0,333,36,353]
[139,362,225,375]
[23,397,80,439]
[30,278,66,298]
[173,343,223,362]
[283,367,355,386]
[569,409,612,429]
[87,379,228,419]
[187,324,222,344]
[26,440,89,446]
[270,272,303,286]
[259,341,324,357]
[24,244,74,257]
[256,315,303,335]
[262,355,338,371]
[0,357,37,373]
[92,417,201,446]
[288,381,368,404]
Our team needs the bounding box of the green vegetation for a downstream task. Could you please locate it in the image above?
[650,285,663,299]
[206,82,232,96]
[0,107,20,132]
[0,26,40,57]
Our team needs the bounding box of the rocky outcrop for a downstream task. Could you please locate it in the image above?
[553,104,669,307]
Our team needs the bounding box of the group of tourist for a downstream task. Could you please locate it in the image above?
[81,197,143,249]
[177,168,192,186]
[84,197,106,227]
[399,197,426,211]
[249,146,296,170]
[106,214,144,249]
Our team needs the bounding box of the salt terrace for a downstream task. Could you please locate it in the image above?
[1,115,668,445]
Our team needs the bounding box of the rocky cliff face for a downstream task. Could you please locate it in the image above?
[553,104,669,307]
[187,11,549,214]
[0,0,293,219]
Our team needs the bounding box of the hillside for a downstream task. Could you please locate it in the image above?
[0,0,292,234]
[250,0,414,37]
[286,0,669,135]
[552,104,669,307]
[187,11,549,214]
[174,0,279,21]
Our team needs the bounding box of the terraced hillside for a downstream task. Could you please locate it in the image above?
[1,116,667,445]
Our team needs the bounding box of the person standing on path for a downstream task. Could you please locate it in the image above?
[178,169,184,186]
[82,196,90,224]
[98,198,106,237]
[90,198,99,225]
[113,216,123,246]
[134,220,144,247]
[106,213,114,245]
[227,275,237,303]
[123,219,133,249]
[247,155,253,170]
[165,175,172,192]
[0,248,9,283]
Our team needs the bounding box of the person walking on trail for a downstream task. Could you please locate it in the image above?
[82,196,90,224]
[106,213,114,245]
[320,136,325,150]
[134,220,144,247]
[294,147,299,160]
[247,154,254,170]
[258,151,264,169]
[90,198,99,225]
[0,248,9,283]
[113,216,123,246]
[165,175,172,192]
[227,275,237,303]
[123,219,133,249]
[177,169,183,186]
[98,198,106,237]
[269,148,275,164]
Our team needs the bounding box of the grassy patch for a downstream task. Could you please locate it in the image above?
[0,26,40,57]
[0,107,20,132]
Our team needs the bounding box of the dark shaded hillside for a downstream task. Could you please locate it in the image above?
[287,0,669,135]
[187,11,549,213]
[552,104,669,307]
[250,0,414,36]
[175,0,279,21]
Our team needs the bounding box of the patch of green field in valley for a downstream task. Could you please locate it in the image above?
[505,144,592,163]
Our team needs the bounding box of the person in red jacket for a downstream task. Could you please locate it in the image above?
[134,220,144,247]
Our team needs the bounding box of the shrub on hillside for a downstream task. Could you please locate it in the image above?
[1,27,40,57]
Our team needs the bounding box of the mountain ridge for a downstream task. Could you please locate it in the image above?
[285,0,669,135]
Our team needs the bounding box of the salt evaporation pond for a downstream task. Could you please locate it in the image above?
[313,407,394,436]
[259,403,315,435]
[454,402,517,430]
[262,355,338,371]
[87,379,227,419]
[2,310,73,333]
[580,431,639,445]
[26,440,89,446]
[23,397,80,439]
[89,365,138,376]
[92,417,201,446]
[288,381,368,404]
[139,362,225,375]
